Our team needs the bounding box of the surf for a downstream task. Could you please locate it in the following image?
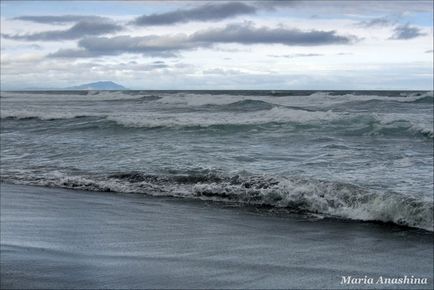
[2,170,432,231]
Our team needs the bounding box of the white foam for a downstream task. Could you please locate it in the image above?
[0,91,143,102]
[155,91,433,108]
[106,107,339,128]
[374,113,433,138]
[3,171,432,231]
[192,176,433,231]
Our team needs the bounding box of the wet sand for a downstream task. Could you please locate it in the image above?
[1,183,432,289]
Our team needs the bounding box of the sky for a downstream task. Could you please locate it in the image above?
[0,0,433,90]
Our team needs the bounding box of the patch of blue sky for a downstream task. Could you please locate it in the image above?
[401,12,433,27]
[0,1,177,18]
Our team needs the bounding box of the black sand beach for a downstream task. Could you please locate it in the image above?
[1,183,433,289]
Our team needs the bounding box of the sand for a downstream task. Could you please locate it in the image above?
[1,183,432,289]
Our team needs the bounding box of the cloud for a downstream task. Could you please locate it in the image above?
[202,68,244,75]
[258,0,433,14]
[49,23,356,58]
[254,0,299,10]
[47,48,96,58]
[191,23,355,46]
[426,49,433,53]
[268,53,323,58]
[356,17,396,27]
[48,34,188,58]
[389,24,426,40]
[12,15,107,24]
[2,19,123,41]
[268,52,352,58]
[132,2,256,26]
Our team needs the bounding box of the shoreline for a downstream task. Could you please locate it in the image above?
[2,181,432,233]
[1,183,433,289]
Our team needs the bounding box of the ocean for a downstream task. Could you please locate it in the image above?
[1,90,433,231]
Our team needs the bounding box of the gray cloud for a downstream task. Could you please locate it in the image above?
[356,17,396,27]
[49,34,186,58]
[389,24,426,40]
[425,49,433,53]
[258,1,433,14]
[13,15,107,24]
[191,23,355,46]
[254,0,299,10]
[77,34,191,57]
[48,48,96,58]
[132,2,256,26]
[49,23,356,58]
[2,19,123,41]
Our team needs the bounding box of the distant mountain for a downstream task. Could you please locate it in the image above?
[65,81,127,90]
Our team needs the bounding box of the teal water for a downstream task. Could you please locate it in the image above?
[1,90,433,230]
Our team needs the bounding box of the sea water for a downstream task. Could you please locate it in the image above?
[1,90,432,230]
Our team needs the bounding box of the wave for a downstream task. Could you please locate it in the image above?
[2,109,432,139]
[205,99,275,112]
[407,95,433,104]
[373,113,433,138]
[106,111,433,139]
[2,170,432,231]
[151,91,432,109]
[0,90,151,102]
[2,108,432,139]
[205,99,316,113]
[99,95,162,103]
[0,107,339,124]
[1,112,92,120]
[1,111,96,120]
[2,90,431,104]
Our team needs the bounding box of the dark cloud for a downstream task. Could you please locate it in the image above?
[254,0,299,10]
[115,61,169,71]
[2,19,123,41]
[49,23,356,58]
[48,35,185,58]
[389,24,426,40]
[76,34,191,57]
[191,23,355,46]
[132,2,256,26]
[12,15,108,24]
[356,17,396,27]
[48,48,96,58]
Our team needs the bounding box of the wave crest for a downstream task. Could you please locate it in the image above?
[3,170,432,231]
[3,108,431,139]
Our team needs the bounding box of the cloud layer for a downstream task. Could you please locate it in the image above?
[191,23,355,45]
[3,18,122,41]
[132,2,256,26]
[1,1,432,90]
[49,23,355,58]
[13,15,105,24]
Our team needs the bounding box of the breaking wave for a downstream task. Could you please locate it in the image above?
[206,99,276,112]
[408,95,434,104]
[2,90,432,233]
[2,107,432,139]
[2,170,432,231]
